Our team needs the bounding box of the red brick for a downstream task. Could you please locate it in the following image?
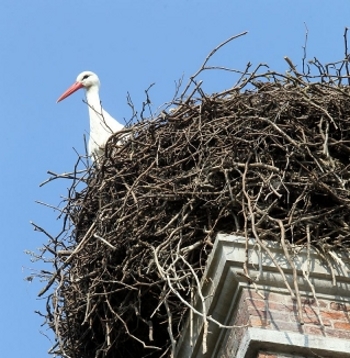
[265,292,289,303]
[303,324,326,336]
[333,321,350,330]
[245,298,267,311]
[269,310,295,323]
[326,328,350,339]
[302,314,331,326]
[246,298,294,313]
[300,305,331,326]
[234,294,251,326]
[302,298,327,308]
[302,304,318,315]
[268,301,294,312]
[243,289,266,301]
[248,308,268,317]
[304,325,350,339]
[250,316,270,327]
[269,319,302,334]
[330,302,350,312]
[321,310,349,322]
[258,354,307,358]
[257,353,278,358]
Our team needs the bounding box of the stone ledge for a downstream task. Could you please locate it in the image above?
[238,327,350,358]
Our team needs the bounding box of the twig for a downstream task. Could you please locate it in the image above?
[93,233,116,250]
[180,32,248,99]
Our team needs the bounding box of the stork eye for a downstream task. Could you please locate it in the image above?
[82,74,90,80]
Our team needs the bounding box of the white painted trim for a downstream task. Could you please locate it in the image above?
[237,327,350,358]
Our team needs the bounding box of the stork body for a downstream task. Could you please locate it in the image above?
[57,71,124,163]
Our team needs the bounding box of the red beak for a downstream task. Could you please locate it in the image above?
[57,82,84,103]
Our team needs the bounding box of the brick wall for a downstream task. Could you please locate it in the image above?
[244,289,350,339]
[226,287,350,357]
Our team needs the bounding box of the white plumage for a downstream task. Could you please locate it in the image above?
[57,71,124,163]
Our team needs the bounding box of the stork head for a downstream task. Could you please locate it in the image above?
[57,71,100,103]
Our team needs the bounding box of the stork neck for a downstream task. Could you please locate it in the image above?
[85,86,101,110]
[85,86,108,135]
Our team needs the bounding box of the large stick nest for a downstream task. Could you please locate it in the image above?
[32,34,350,358]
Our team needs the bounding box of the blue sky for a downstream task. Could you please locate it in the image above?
[1,1,350,357]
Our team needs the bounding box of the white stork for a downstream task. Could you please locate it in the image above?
[57,71,124,163]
